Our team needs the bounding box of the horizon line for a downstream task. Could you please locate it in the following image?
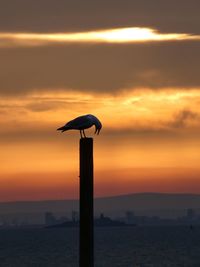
[1,191,200,204]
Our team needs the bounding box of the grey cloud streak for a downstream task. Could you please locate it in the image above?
[170,110,200,129]
[0,41,200,95]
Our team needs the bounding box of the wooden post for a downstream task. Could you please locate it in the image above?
[79,138,94,267]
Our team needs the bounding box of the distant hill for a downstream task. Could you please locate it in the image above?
[1,193,200,223]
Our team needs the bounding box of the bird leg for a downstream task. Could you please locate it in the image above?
[83,130,86,138]
[80,130,83,139]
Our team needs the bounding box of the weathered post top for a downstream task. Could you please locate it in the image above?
[80,137,93,169]
[80,137,93,150]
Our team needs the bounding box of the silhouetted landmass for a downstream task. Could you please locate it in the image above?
[1,193,200,224]
[46,213,135,228]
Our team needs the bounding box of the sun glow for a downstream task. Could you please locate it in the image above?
[0,27,200,47]
[1,88,200,200]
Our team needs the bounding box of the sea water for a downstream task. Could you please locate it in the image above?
[0,226,200,267]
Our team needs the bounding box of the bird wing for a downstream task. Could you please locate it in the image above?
[65,115,93,129]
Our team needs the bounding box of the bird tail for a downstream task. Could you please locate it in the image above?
[57,126,69,132]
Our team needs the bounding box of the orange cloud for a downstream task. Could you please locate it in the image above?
[0,27,200,47]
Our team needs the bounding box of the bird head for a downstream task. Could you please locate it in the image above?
[94,123,102,135]
[94,118,102,135]
[87,114,102,135]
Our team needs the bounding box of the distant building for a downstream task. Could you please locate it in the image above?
[59,216,69,224]
[95,213,128,227]
[71,211,79,222]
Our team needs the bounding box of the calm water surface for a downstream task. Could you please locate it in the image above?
[0,226,200,267]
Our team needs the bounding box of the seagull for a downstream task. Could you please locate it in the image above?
[57,114,102,138]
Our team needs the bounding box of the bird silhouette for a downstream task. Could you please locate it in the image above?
[57,114,102,138]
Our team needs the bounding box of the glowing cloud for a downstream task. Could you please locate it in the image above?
[0,27,200,47]
[1,88,200,132]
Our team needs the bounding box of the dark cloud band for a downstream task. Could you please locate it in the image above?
[0,41,200,95]
[0,0,199,34]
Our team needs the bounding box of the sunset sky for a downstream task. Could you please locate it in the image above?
[1,0,200,201]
